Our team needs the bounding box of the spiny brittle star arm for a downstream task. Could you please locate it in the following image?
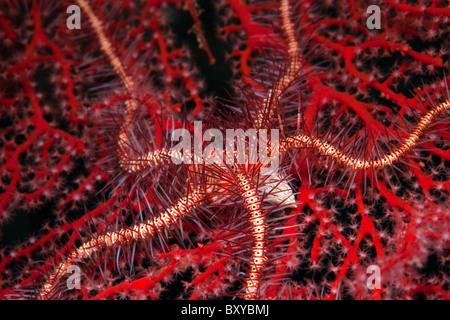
[39,189,204,299]
[78,0,190,176]
[76,0,140,167]
[232,167,267,300]
[256,0,302,130]
[280,99,450,170]
[120,148,184,174]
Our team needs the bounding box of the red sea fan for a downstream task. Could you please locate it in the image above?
[0,0,449,300]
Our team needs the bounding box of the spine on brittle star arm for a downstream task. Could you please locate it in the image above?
[39,190,203,300]
[280,100,450,170]
[234,169,267,300]
[257,0,301,129]
[76,0,138,166]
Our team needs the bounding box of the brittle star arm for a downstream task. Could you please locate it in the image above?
[119,149,184,174]
[232,167,267,300]
[75,0,141,168]
[280,99,450,170]
[256,0,302,131]
[39,189,204,299]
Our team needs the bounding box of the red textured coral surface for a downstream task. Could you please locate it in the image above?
[0,0,449,300]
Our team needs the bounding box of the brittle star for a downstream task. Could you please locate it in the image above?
[39,0,450,300]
